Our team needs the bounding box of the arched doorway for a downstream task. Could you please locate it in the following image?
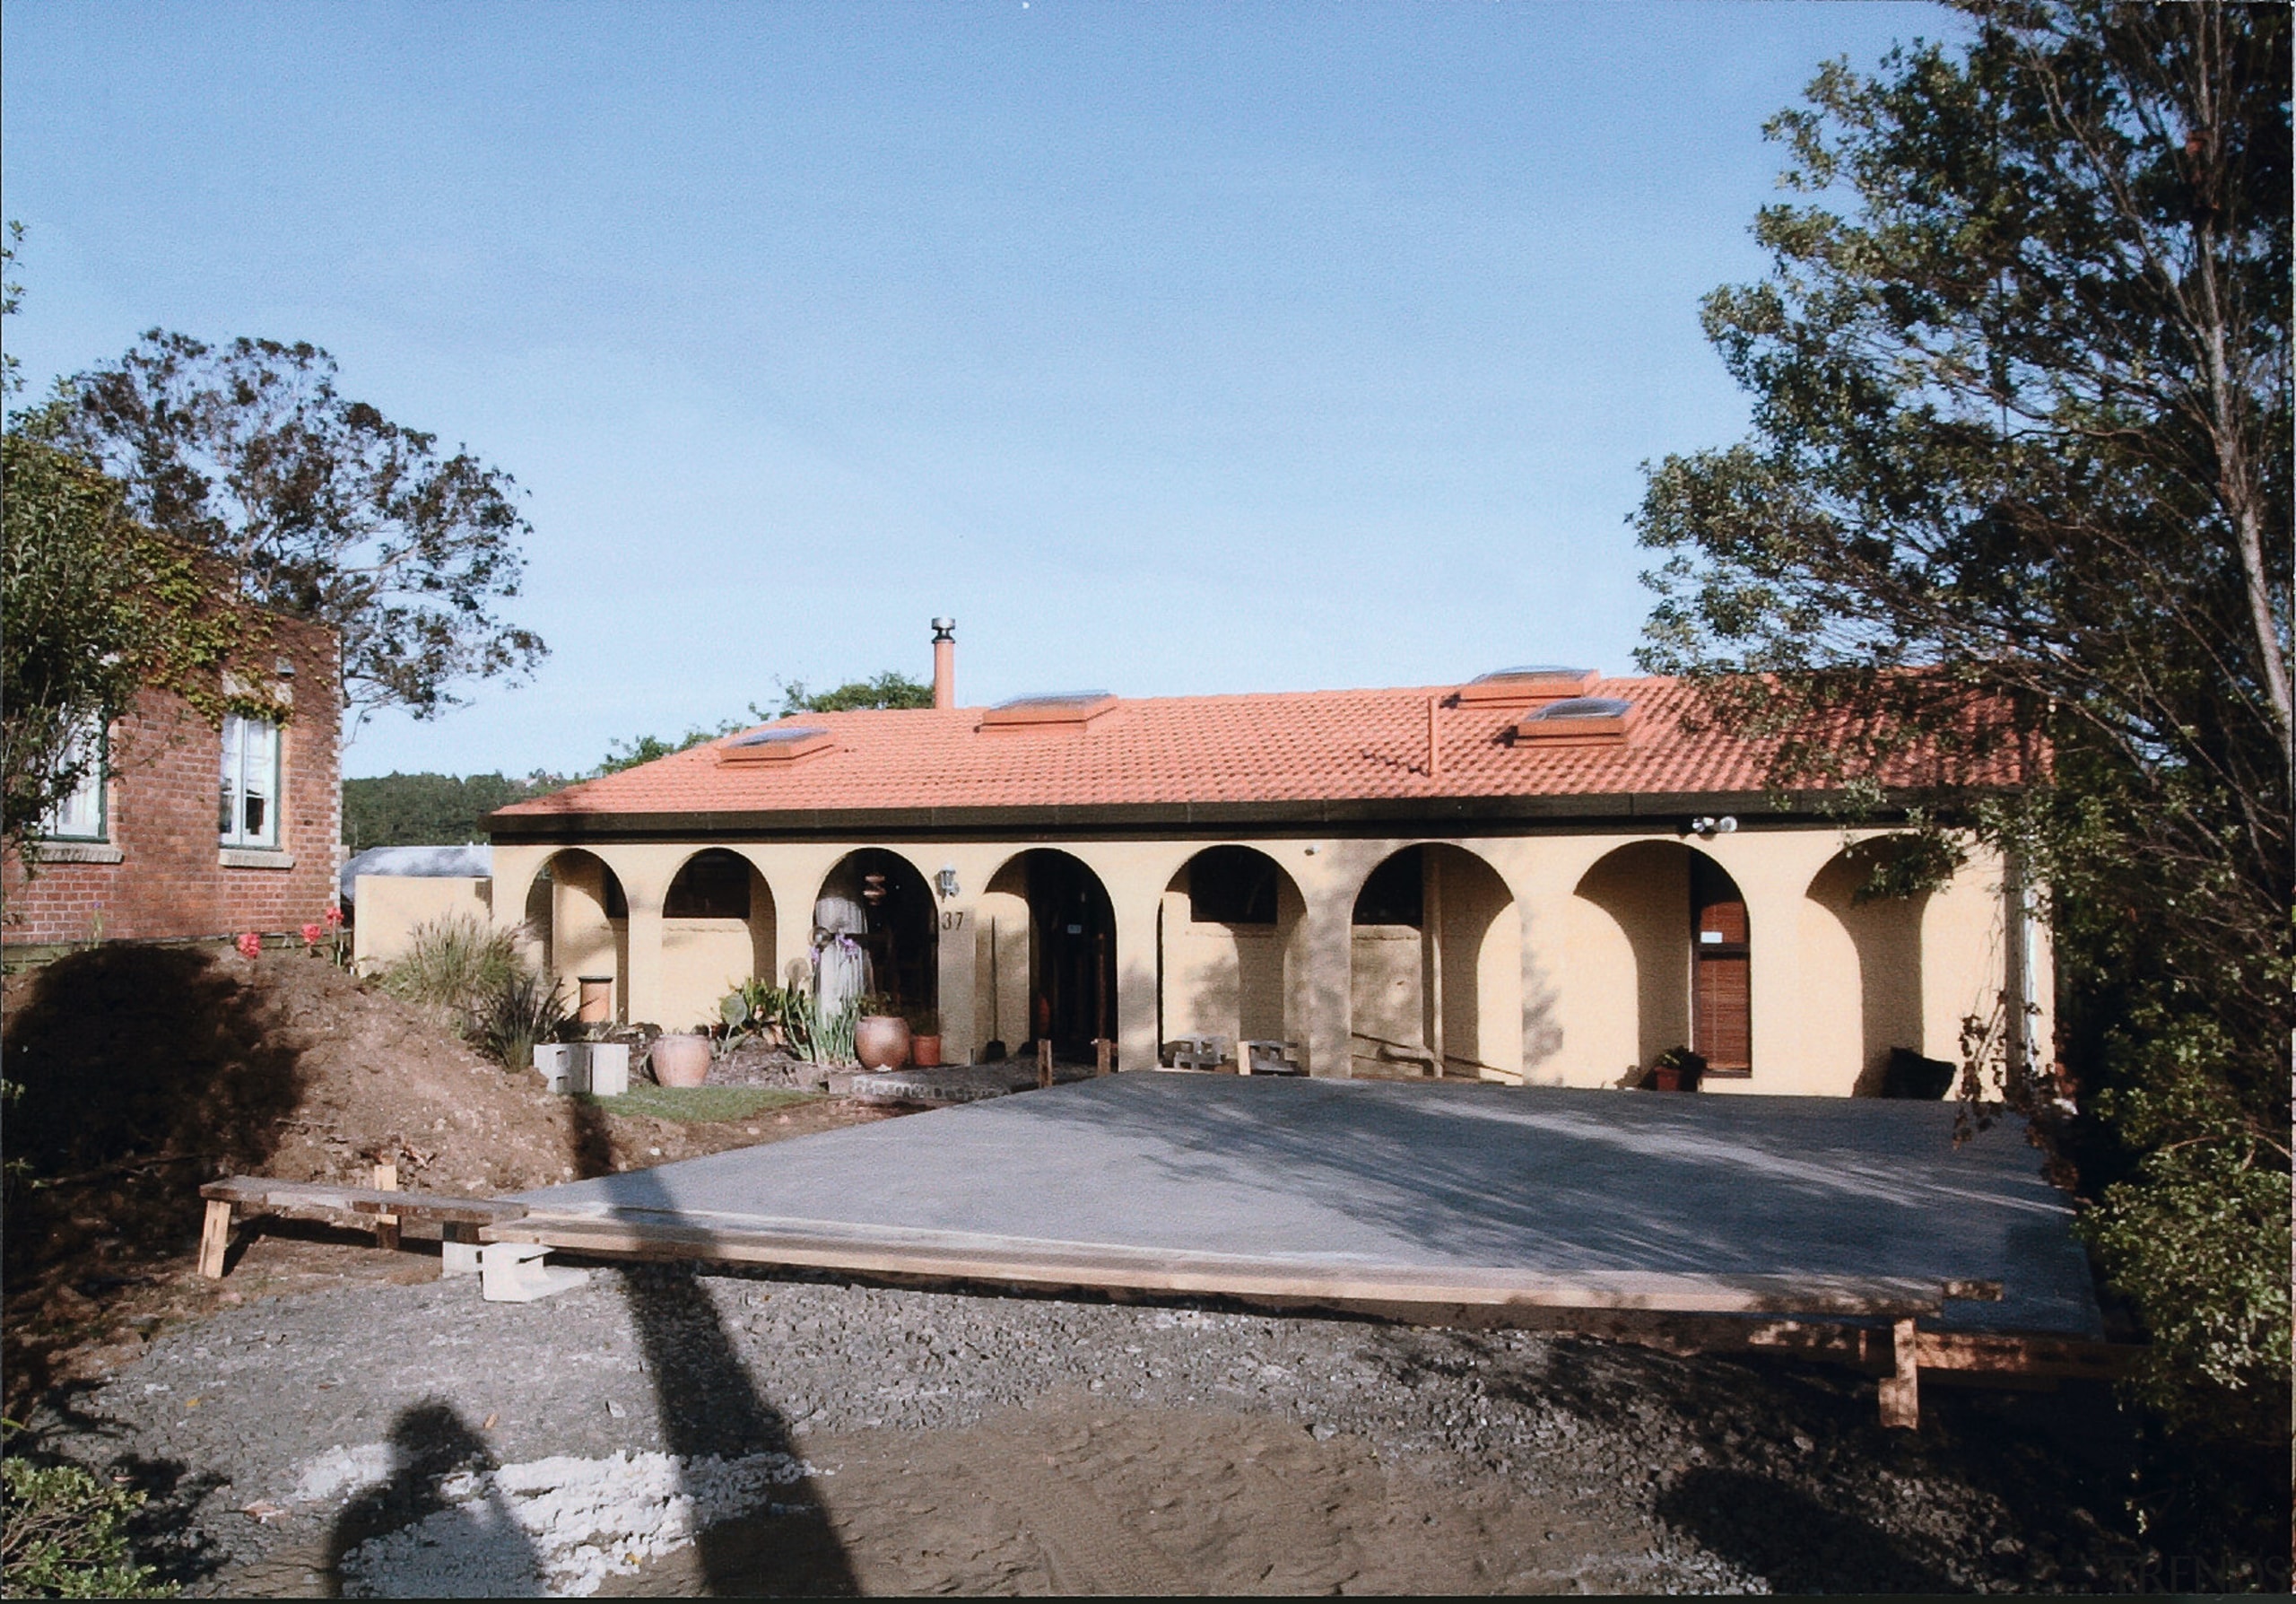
[1158,845,1305,1064]
[981,850,1116,1063]
[814,850,936,1017]
[1347,844,1520,1080]
[1569,841,1751,1082]
[658,849,777,1033]
[1804,839,1931,1094]
[522,850,630,1025]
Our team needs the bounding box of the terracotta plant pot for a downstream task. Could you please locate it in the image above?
[650,1033,712,1088]
[855,1014,911,1071]
[910,1033,944,1068]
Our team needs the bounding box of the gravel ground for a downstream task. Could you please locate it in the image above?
[30,1255,2144,1596]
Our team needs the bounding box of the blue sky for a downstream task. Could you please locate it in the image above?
[3,1,1950,780]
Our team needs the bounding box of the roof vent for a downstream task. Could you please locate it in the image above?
[718,724,834,764]
[1453,665,1596,708]
[1514,696,1634,743]
[978,692,1119,734]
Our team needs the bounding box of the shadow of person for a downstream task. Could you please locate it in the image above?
[322,1399,541,1598]
[1654,1465,1955,1592]
[568,1093,858,1595]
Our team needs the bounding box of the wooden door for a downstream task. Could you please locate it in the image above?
[1691,863,1751,1077]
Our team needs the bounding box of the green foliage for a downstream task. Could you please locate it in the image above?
[3,231,283,870]
[0,1448,174,1598]
[342,771,561,850]
[0,435,279,868]
[778,671,933,714]
[48,330,545,725]
[584,1085,814,1124]
[778,988,860,1068]
[379,914,522,1033]
[1631,0,2290,1445]
[593,671,928,778]
[471,969,571,1072]
[596,705,765,776]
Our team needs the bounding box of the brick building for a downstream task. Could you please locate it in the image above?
[2,615,342,948]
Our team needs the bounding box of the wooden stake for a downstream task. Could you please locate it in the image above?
[373,1161,400,1251]
[197,1199,234,1279]
[1878,1316,1920,1429]
[1095,1038,1113,1077]
[1038,1039,1054,1089]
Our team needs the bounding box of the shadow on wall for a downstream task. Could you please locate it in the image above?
[2,946,307,1294]
[1805,845,1930,1097]
[565,1096,858,1594]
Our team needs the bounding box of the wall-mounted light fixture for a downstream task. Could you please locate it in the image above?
[274,656,297,678]
[1687,815,1739,838]
[936,865,960,900]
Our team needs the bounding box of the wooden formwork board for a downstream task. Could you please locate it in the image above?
[487,1209,1993,1319]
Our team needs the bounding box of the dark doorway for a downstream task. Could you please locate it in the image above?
[820,850,937,1016]
[1019,850,1117,1060]
[1692,856,1752,1077]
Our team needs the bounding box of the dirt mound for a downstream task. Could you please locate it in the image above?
[1,943,887,1415]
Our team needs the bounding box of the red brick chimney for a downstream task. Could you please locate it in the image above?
[931,617,956,710]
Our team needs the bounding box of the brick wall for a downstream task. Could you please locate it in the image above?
[2,617,342,946]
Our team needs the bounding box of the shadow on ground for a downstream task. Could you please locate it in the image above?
[323,1401,537,1597]
[571,1094,857,1596]
[3,946,307,1408]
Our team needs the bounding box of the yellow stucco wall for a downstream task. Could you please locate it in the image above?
[351,875,492,973]
[476,824,2046,1096]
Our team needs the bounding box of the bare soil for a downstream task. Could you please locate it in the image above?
[0,943,891,1416]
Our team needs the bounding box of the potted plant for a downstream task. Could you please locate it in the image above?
[908,1006,944,1068]
[650,1026,712,1087]
[1646,1045,1707,1093]
[853,994,911,1071]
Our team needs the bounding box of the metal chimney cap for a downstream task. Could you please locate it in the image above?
[931,617,956,640]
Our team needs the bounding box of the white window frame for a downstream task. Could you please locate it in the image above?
[219,713,283,850]
[42,719,109,841]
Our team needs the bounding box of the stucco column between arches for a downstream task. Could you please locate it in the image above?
[624,891,667,1028]
[1299,890,1353,1077]
[1111,891,1161,1072]
[1739,876,1804,1089]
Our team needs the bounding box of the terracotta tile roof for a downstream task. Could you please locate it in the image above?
[496,678,2022,825]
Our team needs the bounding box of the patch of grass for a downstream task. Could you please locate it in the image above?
[379,914,519,1025]
[583,1085,817,1124]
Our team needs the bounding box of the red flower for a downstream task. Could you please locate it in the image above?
[300,922,325,947]
[325,905,345,928]
[236,932,264,961]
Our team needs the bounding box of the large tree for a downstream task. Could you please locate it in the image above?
[48,332,545,727]
[1,235,273,868]
[1633,0,2287,1467]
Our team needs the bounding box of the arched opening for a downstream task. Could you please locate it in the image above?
[523,850,630,1025]
[1568,841,1751,1082]
[1347,844,1520,1080]
[1157,845,1305,1067]
[1804,839,1932,1095]
[978,850,1116,1064]
[657,849,777,1033]
[814,850,936,1019]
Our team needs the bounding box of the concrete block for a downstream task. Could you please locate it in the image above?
[534,1043,584,1094]
[440,1239,483,1277]
[479,1242,590,1303]
[587,1043,631,1097]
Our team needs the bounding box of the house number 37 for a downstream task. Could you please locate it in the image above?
[939,911,968,931]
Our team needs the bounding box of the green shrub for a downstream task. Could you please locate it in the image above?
[0,1451,174,1599]
[472,969,571,1072]
[379,914,520,1032]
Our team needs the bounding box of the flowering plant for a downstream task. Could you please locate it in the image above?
[235,931,264,961]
